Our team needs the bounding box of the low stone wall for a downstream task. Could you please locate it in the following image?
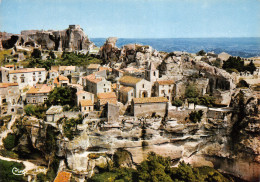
[47,111,81,122]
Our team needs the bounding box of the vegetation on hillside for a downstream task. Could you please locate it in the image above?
[89,152,229,182]
[26,51,102,70]
[0,159,26,182]
[46,86,77,107]
[188,110,204,123]
[24,104,48,119]
[222,56,256,74]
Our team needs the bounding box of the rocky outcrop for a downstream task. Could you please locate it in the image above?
[0,25,94,52]
[99,37,165,67]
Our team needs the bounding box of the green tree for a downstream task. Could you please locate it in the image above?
[3,133,16,150]
[0,159,26,182]
[222,56,244,72]
[185,84,199,98]
[172,99,183,107]
[31,48,42,59]
[196,50,206,56]
[47,87,76,106]
[244,60,256,74]
[189,110,203,123]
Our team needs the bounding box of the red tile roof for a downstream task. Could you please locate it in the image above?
[9,68,45,74]
[0,83,18,88]
[80,100,93,106]
[133,97,168,104]
[156,80,174,85]
[54,171,71,182]
[83,73,102,83]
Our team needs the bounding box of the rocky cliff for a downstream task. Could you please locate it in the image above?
[0,25,94,52]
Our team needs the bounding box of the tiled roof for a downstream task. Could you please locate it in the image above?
[119,75,142,85]
[46,106,63,114]
[4,65,14,68]
[97,92,117,99]
[54,171,71,182]
[80,100,93,106]
[58,75,69,81]
[0,83,18,88]
[27,85,52,94]
[99,67,112,72]
[119,86,134,93]
[87,64,100,69]
[76,90,86,95]
[156,80,174,85]
[98,92,117,105]
[59,66,76,71]
[9,68,45,74]
[133,97,168,104]
[83,74,102,83]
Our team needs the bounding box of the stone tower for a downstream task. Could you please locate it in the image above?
[145,62,159,83]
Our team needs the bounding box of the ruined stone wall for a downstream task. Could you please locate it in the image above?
[133,102,167,117]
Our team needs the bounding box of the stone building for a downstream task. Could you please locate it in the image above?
[97,92,117,108]
[119,75,152,98]
[154,80,174,102]
[49,70,59,80]
[53,75,69,87]
[26,84,53,105]
[0,83,21,114]
[80,100,94,112]
[82,73,111,95]
[86,64,100,75]
[8,68,47,89]
[76,90,94,106]
[118,86,134,104]
[131,97,168,117]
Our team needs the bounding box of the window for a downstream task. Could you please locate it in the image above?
[21,78,25,83]
[104,88,106,92]
[33,77,36,81]
[131,92,133,96]
[153,71,156,76]
[161,90,165,94]
[169,89,171,93]
[39,72,41,75]
[84,107,86,110]
[143,84,145,88]
[33,98,36,103]
[89,107,91,110]
[33,72,35,75]
[104,84,106,86]
[83,96,85,99]
[52,74,54,76]
[39,78,42,81]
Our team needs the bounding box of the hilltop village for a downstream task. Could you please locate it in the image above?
[0,25,259,182]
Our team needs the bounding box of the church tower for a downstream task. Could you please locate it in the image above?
[145,62,159,83]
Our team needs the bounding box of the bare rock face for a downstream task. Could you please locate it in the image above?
[99,37,121,64]
[0,25,94,52]
[99,38,164,67]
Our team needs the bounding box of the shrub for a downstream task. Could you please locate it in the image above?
[196,50,206,56]
[172,99,183,107]
[189,110,203,123]
[3,133,16,150]
[185,84,199,98]
[24,104,47,119]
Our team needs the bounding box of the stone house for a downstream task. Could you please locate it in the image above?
[118,86,134,104]
[82,73,112,95]
[76,90,94,106]
[119,75,152,98]
[49,70,59,80]
[0,83,21,114]
[131,97,168,117]
[53,75,69,87]
[46,105,63,122]
[97,92,117,108]
[8,68,47,89]
[26,84,53,105]
[59,66,76,76]
[86,64,100,75]
[154,80,174,102]
[80,100,94,112]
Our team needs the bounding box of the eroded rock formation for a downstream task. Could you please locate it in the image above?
[0,25,94,52]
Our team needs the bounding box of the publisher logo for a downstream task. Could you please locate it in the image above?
[12,167,25,175]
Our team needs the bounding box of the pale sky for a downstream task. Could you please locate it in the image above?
[0,0,259,38]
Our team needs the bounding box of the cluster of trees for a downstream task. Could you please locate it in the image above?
[0,159,26,181]
[188,110,204,123]
[58,116,83,140]
[27,49,102,70]
[90,152,229,182]
[222,56,256,74]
